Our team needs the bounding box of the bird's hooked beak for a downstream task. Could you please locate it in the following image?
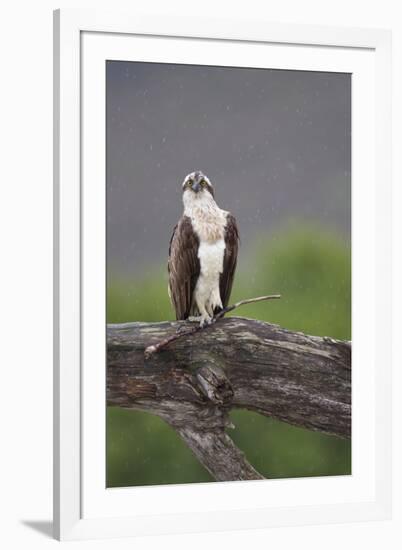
[191,181,201,193]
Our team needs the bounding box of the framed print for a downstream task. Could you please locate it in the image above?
[53,9,392,541]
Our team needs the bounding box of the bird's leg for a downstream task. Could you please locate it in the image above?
[209,290,222,315]
[206,301,214,318]
[199,314,213,327]
[192,299,213,327]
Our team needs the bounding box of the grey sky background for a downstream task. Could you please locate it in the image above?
[106,61,351,280]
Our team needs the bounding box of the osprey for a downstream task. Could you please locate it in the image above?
[168,171,239,326]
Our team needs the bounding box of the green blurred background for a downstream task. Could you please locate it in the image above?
[107,225,351,487]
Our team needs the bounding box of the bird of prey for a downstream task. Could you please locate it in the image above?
[168,171,239,326]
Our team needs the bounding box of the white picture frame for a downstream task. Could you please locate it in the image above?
[53,8,392,541]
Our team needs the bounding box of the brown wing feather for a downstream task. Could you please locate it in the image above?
[168,216,200,320]
[218,213,239,311]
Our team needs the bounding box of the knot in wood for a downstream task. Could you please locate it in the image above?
[196,363,234,405]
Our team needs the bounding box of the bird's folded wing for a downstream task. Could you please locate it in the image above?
[219,213,240,309]
[168,216,200,320]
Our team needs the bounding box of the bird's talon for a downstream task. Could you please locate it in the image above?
[199,316,213,327]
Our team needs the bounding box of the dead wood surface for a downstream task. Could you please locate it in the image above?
[107,317,351,481]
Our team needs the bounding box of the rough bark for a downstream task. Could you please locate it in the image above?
[107,316,351,481]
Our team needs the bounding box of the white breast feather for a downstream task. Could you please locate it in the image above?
[195,239,225,316]
[182,188,228,321]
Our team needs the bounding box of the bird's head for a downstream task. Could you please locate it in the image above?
[182,171,215,205]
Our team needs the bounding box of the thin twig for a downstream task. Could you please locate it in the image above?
[144,294,281,359]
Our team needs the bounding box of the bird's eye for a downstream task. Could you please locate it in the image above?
[186,180,192,187]
[200,180,207,187]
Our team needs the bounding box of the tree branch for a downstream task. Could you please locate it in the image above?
[107,317,351,481]
[144,294,281,358]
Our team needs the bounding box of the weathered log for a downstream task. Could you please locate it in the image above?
[107,317,351,481]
